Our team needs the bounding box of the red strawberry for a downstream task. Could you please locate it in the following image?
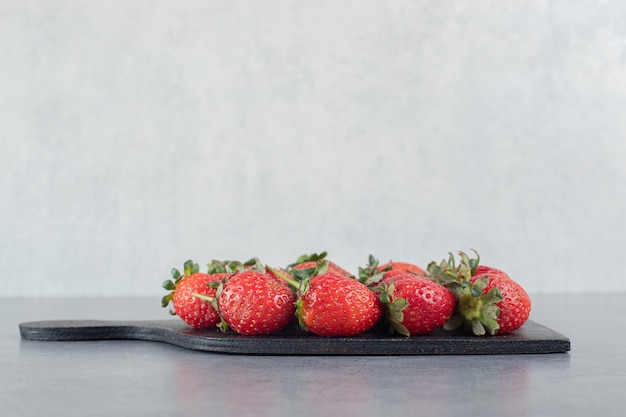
[289,251,354,278]
[429,251,531,335]
[213,270,296,335]
[161,260,226,329]
[299,273,382,336]
[358,255,425,287]
[469,265,531,335]
[272,261,382,337]
[375,274,456,336]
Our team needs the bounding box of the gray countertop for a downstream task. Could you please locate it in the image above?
[2,294,624,417]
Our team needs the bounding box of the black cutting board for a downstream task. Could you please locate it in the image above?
[19,319,570,355]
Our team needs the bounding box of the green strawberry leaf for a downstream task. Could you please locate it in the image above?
[217,318,229,333]
[357,255,389,286]
[291,269,311,281]
[161,293,174,308]
[377,289,390,304]
[243,257,257,267]
[389,319,410,337]
[443,314,463,331]
[314,260,329,276]
[183,260,194,276]
[483,287,503,305]
[482,315,500,336]
[207,260,226,274]
[288,251,328,267]
[162,280,176,291]
[390,297,409,313]
[471,318,486,336]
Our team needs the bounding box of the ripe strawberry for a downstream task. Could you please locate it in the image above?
[161,260,227,329]
[289,251,354,278]
[271,261,382,336]
[469,265,531,335]
[428,251,531,335]
[358,255,425,287]
[213,270,296,335]
[375,274,456,336]
[299,273,382,336]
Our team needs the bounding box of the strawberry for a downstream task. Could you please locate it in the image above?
[289,251,354,278]
[469,265,531,335]
[375,274,456,336]
[272,261,383,337]
[161,260,227,329]
[358,255,425,287]
[428,251,531,335]
[206,270,297,335]
[299,273,383,336]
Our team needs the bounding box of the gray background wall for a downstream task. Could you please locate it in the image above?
[2,0,624,296]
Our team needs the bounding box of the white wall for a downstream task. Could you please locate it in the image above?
[2,1,625,296]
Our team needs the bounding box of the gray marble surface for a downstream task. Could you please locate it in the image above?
[2,294,624,417]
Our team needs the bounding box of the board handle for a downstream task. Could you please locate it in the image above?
[19,319,175,342]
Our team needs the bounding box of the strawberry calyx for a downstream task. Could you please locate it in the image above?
[358,255,392,287]
[427,250,504,336]
[373,281,411,337]
[161,260,201,315]
[289,251,354,278]
[287,251,328,268]
[427,252,458,284]
[206,258,252,274]
[443,277,503,336]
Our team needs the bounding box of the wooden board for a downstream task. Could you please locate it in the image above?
[19,319,570,355]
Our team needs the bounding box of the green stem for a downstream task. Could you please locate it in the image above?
[191,292,214,303]
[266,265,300,288]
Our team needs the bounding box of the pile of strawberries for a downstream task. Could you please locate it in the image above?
[161,251,531,337]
